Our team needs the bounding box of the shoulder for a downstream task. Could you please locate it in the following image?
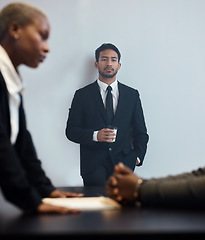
[118,82,139,95]
[73,81,98,100]
[76,81,97,94]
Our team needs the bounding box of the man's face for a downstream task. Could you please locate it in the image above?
[95,49,121,79]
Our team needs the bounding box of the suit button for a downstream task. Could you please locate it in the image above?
[109,148,112,151]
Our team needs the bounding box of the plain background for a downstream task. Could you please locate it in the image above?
[1,0,205,186]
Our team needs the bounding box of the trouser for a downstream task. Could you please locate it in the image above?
[82,157,114,186]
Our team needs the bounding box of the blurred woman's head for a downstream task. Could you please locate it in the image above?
[0,2,50,69]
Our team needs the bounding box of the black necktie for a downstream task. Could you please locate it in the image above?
[106,85,114,124]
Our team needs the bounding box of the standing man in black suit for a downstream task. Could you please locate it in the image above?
[0,2,82,214]
[65,43,149,186]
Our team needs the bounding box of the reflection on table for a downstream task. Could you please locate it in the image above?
[1,186,205,237]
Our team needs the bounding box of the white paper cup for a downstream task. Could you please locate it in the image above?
[107,126,118,142]
[112,128,117,142]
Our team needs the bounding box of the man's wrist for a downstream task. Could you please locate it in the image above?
[133,178,143,207]
[93,131,99,141]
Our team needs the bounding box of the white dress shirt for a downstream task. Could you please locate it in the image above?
[0,45,24,144]
[97,79,119,113]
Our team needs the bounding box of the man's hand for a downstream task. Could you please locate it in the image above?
[106,162,141,203]
[97,128,116,142]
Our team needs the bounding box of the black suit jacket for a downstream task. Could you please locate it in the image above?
[0,72,55,212]
[66,80,149,176]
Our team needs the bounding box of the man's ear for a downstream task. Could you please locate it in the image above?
[94,61,98,69]
[118,62,121,70]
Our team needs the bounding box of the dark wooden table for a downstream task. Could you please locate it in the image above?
[1,186,205,238]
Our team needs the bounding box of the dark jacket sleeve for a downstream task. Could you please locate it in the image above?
[0,123,55,212]
[65,90,95,145]
[0,123,43,212]
[19,129,56,198]
[141,167,205,208]
[130,90,149,165]
[0,78,55,212]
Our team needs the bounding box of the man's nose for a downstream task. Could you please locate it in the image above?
[107,59,112,65]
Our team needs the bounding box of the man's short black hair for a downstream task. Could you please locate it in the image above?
[95,43,121,62]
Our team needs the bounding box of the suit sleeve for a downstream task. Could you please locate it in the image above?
[0,123,42,212]
[20,129,56,197]
[65,90,95,145]
[18,98,56,198]
[131,90,149,165]
[0,104,55,212]
[141,168,205,208]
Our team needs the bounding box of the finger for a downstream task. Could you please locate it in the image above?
[112,176,118,186]
[116,195,123,202]
[52,191,84,198]
[64,208,81,214]
[104,129,115,134]
[105,128,114,131]
[106,177,119,198]
[109,175,118,186]
[53,205,81,214]
[115,162,133,174]
[64,192,84,198]
[106,187,120,200]
[103,136,114,143]
[38,203,81,214]
[113,187,119,195]
[56,206,81,214]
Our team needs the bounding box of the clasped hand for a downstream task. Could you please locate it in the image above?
[106,162,141,204]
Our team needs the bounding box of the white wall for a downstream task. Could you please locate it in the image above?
[1,0,205,186]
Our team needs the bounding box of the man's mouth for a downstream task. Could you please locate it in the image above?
[105,67,113,71]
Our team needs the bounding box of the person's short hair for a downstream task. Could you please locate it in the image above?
[95,43,121,62]
[0,2,47,41]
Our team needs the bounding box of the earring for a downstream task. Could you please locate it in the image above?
[14,34,19,39]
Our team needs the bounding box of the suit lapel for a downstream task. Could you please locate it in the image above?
[112,82,125,125]
[0,73,11,137]
[92,81,108,124]
[92,81,126,126]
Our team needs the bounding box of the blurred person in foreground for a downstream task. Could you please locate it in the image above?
[0,2,82,214]
[106,162,205,208]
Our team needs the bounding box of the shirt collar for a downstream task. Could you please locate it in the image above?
[0,45,24,95]
[97,79,118,92]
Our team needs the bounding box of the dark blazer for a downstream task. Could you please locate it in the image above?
[141,167,205,208]
[0,72,55,212]
[66,80,149,176]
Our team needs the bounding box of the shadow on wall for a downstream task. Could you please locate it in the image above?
[81,56,97,87]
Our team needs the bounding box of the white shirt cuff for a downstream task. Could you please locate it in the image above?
[136,157,141,165]
[93,131,99,142]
